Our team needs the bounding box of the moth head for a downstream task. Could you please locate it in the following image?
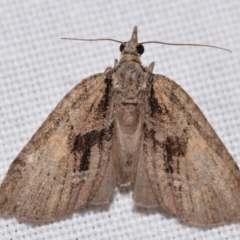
[119,26,145,55]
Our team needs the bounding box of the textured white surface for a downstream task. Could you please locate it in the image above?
[0,0,240,239]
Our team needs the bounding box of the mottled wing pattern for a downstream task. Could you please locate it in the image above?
[144,74,240,226]
[0,73,115,223]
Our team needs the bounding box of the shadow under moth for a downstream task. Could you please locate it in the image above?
[0,26,239,226]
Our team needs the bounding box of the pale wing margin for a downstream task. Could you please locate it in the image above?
[0,73,114,223]
[144,74,240,226]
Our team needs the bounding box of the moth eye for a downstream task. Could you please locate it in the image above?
[120,44,125,52]
[136,44,144,55]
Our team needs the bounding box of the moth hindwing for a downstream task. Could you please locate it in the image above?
[0,26,240,226]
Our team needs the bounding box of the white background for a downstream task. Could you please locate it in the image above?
[0,1,240,239]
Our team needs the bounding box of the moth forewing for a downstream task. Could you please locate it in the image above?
[0,26,240,226]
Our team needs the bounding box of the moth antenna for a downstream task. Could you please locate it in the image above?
[139,41,232,53]
[61,37,122,44]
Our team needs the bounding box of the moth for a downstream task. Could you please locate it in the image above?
[0,26,240,226]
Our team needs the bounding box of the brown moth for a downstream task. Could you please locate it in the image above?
[0,26,240,226]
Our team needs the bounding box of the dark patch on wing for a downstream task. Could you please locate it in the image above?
[165,164,174,174]
[6,157,26,177]
[149,85,162,117]
[164,136,188,174]
[166,136,188,157]
[72,122,114,172]
[73,130,99,172]
[126,159,132,167]
[98,78,112,117]
[70,77,113,172]
[12,157,26,168]
[143,124,160,152]
[149,129,157,149]
[160,81,231,161]
[143,124,163,151]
